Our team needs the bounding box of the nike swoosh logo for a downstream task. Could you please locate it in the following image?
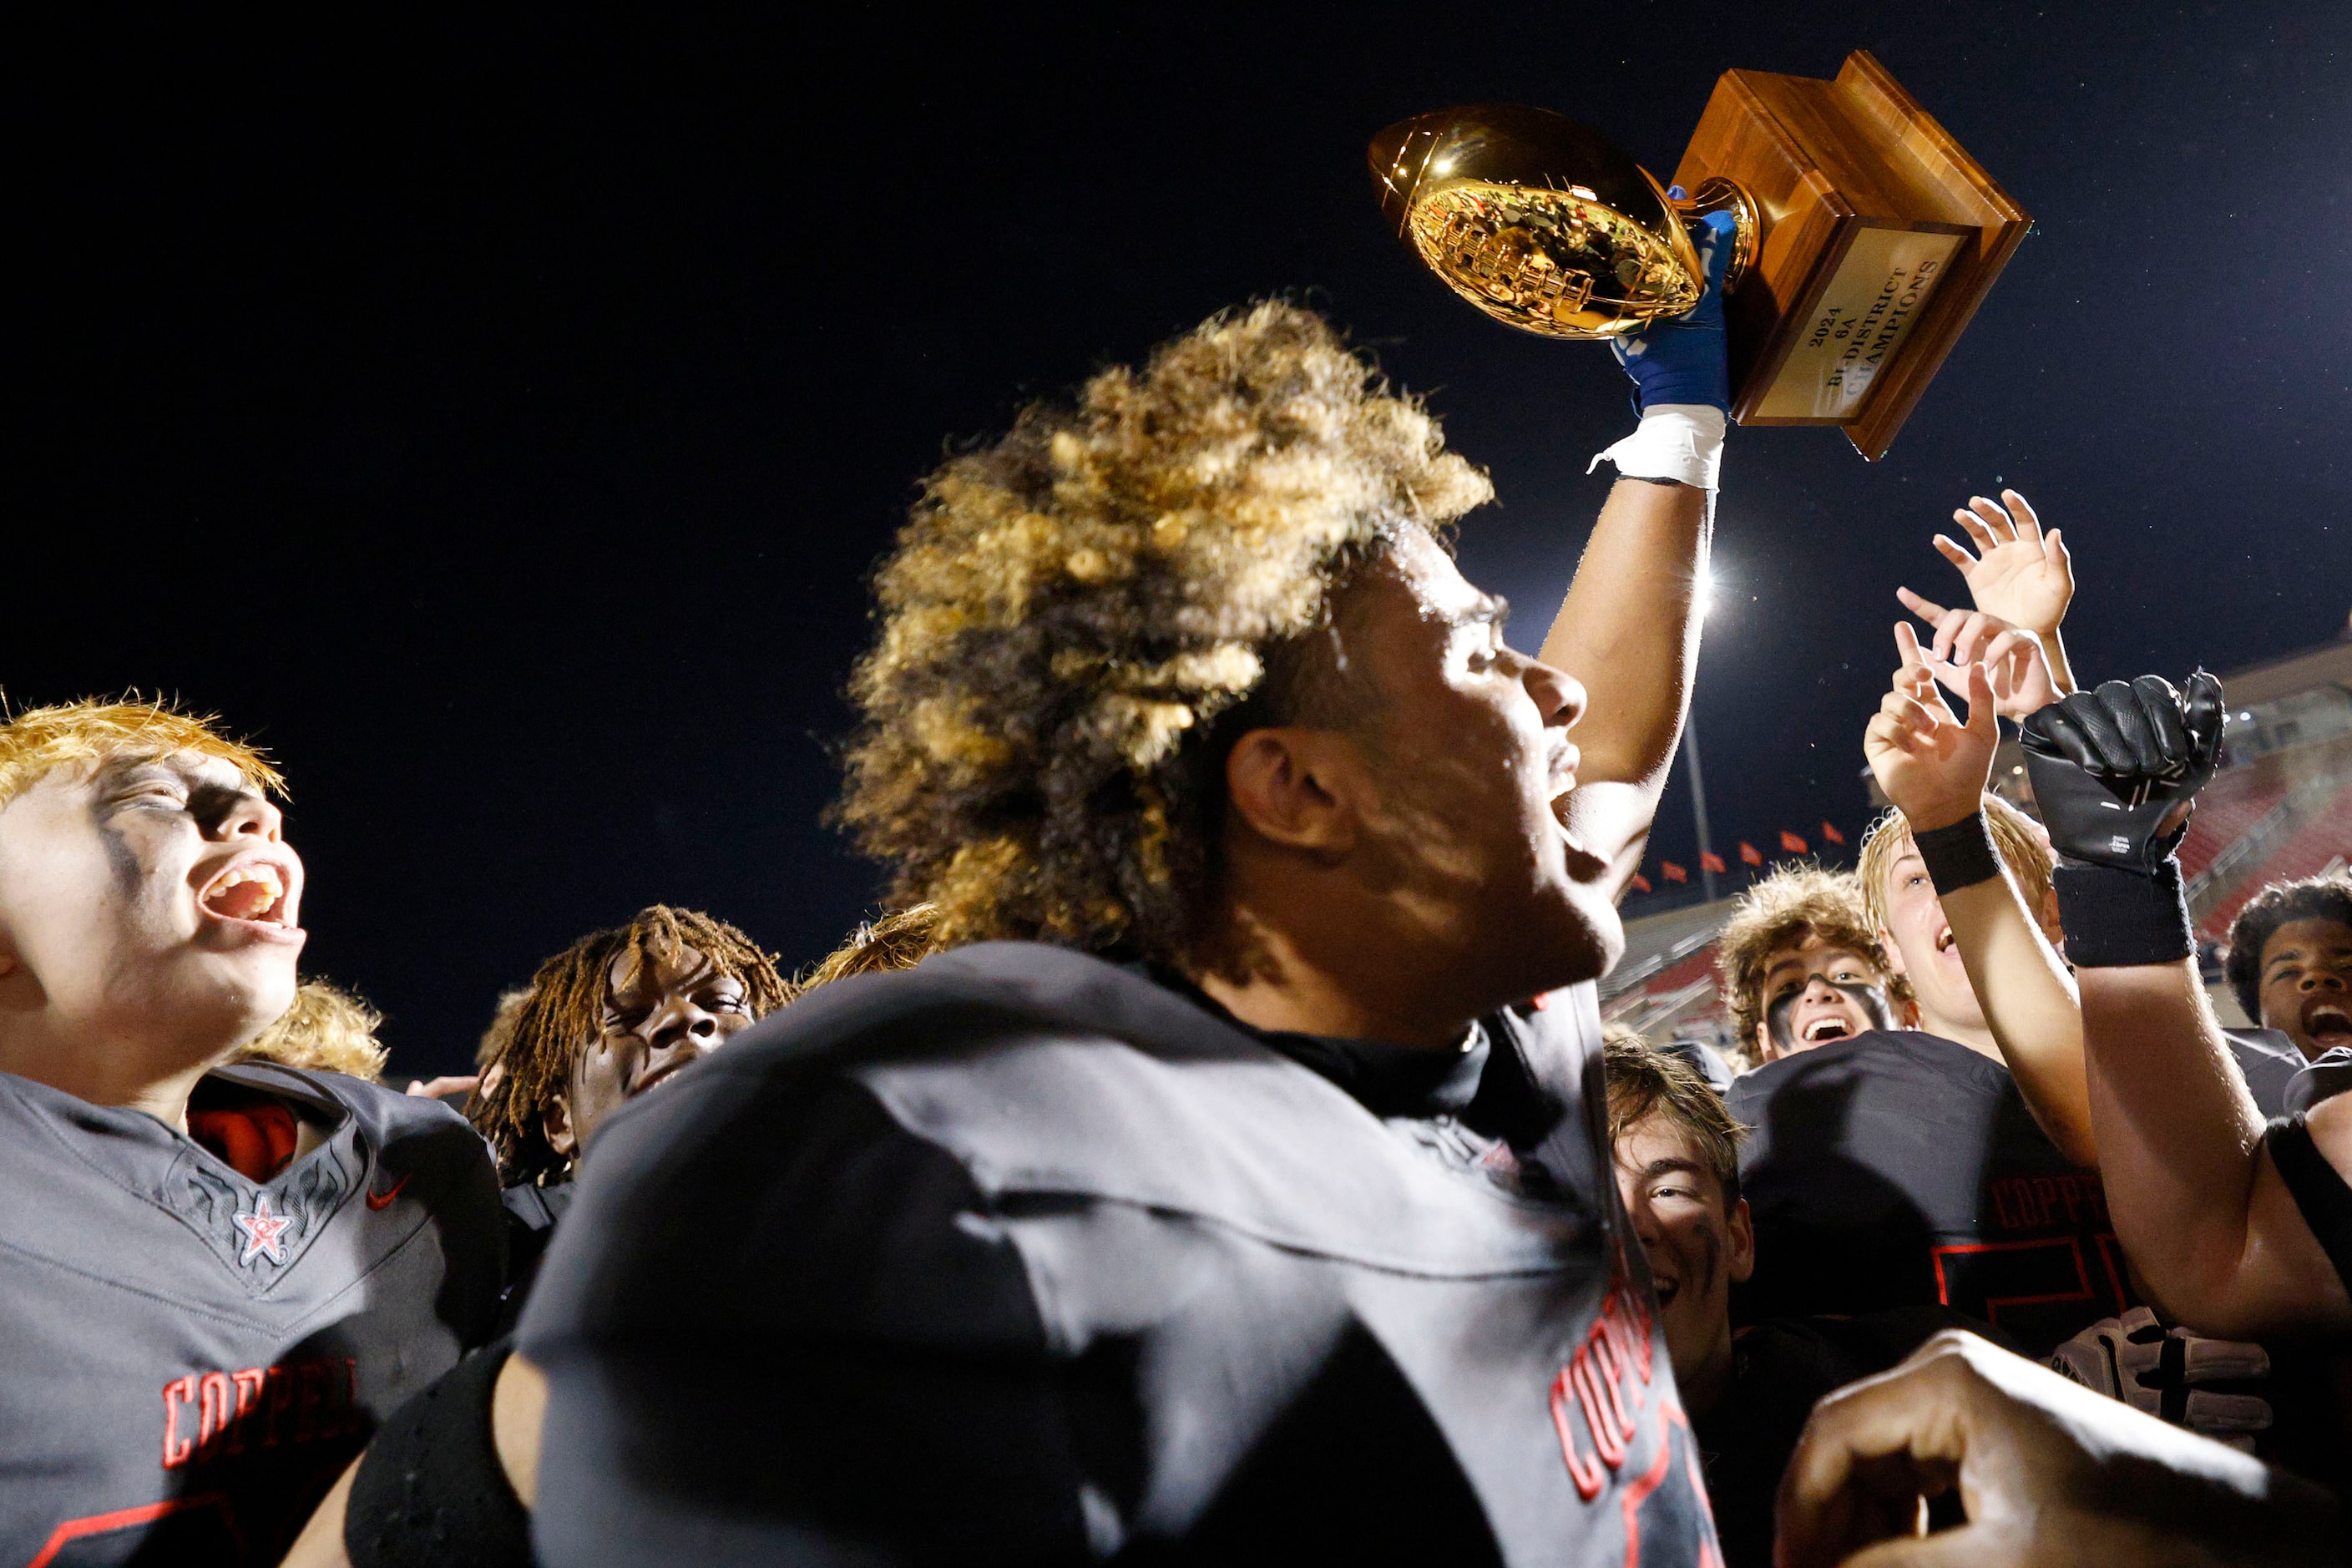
[366,1175,410,1211]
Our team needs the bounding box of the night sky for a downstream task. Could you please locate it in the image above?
[19,5,2350,1077]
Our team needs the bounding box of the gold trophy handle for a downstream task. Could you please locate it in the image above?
[1667,175,1758,292]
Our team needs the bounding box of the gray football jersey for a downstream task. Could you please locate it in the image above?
[0,1061,503,1565]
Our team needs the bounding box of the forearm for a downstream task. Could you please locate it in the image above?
[2041,628,2079,697]
[2079,960,2270,1323]
[1536,474,1709,792]
[1942,873,2095,1166]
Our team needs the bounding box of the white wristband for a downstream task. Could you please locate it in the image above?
[1587,404,1726,493]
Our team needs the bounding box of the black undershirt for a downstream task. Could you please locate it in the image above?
[2267,1112,2352,1295]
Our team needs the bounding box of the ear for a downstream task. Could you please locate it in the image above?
[1727,1196,1756,1283]
[1752,1017,1778,1064]
[543,1094,578,1161]
[1876,926,1910,978]
[1222,727,1366,857]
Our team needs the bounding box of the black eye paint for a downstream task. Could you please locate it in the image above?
[1765,978,1894,1052]
[92,802,146,896]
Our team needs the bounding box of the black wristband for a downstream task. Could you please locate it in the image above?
[2051,857,2193,968]
[1913,812,2003,895]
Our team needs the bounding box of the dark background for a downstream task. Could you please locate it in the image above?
[18,5,2350,1078]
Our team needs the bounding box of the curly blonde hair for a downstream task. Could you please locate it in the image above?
[837,301,1493,964]
[237,981,388,1081]
[1715,865,1909,1048]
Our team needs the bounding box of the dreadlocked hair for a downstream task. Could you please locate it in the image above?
[837,300,1493,966]
[797,903,945,993]
[470,906,793,1185]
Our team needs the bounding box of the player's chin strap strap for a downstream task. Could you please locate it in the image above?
[1589,404,1725,493]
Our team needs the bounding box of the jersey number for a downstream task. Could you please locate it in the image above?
[1930,1234,2134,1346]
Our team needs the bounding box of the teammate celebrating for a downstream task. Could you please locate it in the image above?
[2020,676,2352,1339]
[0,699,503,1564]
[1726,528,2108,1353]
[470,904,792,1324]
[519,261,1734,1564]
[1714,866,1904,1066]
[2223,875,2352,1063]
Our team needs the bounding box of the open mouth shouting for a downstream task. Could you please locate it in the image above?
[2305,999,2352,1052]
[1802,1016,1856,1044]
[196,853,303,939]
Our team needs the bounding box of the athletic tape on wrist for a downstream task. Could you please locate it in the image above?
[1913,812,2002,895]
[1587,404,1725,492]
[2051,858,2194,968]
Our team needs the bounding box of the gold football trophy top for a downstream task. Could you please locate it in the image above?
[1369,105,1757,340]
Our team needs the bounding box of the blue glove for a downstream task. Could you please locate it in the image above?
[1611,199,1736,414]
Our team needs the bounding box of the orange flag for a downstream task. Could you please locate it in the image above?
[1738,841,1763,867]
[1780,829,1809,854]
[1629,873,1653,893]
[1700,851,1727,875]
[1821,820,1846,846]
[1661,861,1688,883]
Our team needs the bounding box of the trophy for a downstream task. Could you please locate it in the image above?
[1369,52,2027,460]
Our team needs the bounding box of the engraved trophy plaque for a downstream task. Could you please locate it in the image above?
[1370,52,2028,460]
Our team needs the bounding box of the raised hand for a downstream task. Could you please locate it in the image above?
[1864,623,1998,833]
[2019,673,2226,873]
[1611,204,1737,413]
[1894,588,2065,718]
[1934,489,2073,639]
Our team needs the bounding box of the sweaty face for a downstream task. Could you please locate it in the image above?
[0,753,304,1070]
[1613,1112,1752,1406]
[549,942,753,1159]
[2258,917,2352,1060]
[1343,530,1607,1000]
[1878,845,1981,1036]
[1755,938,1893,1061]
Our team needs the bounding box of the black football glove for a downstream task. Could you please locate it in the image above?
[2020,672,2224,874]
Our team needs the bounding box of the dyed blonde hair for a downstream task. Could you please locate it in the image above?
[0,696,283,809]
[1715,864,1910,1049]
[1855,795,2056,939]
[797,904,944,993]
[238,981,389,1081]
[837,301,1492,965]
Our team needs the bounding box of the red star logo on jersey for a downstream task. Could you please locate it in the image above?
[232,1192,292,1266]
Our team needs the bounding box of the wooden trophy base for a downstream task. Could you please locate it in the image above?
[1672,52,2029,460]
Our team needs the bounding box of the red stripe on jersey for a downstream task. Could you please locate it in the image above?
[28,1495,242,1568]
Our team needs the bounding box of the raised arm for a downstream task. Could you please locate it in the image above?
[2024,677,2352,1337]
[1914,488,2078,696]
[1538,474,1708,797]
[1864,623,2096,1165]
[1537,209,1731,883]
